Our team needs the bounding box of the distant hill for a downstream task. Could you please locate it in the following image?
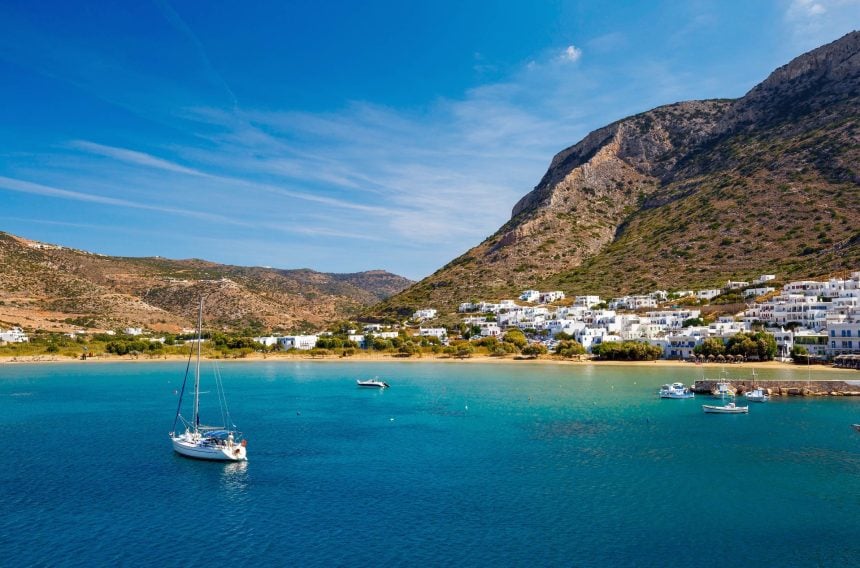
[375,31,860,317]
[0,232,412,333]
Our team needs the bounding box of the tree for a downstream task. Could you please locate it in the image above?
[521,343,548,358]
[592,341,662,361]
[725,331,777,361]
[502,329,527,349]
[694,337,725,357]
[455,343,475,359]
[682,317,704,328]
[790,345,809,363]
[555,339,586,358]
[398,341,417,357]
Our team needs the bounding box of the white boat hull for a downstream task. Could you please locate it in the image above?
[702,404,748,414]
[745,389,769,402]
[357,380,389,388]
[658,383,694,398]
[171,436,247,461]
[660,392,695,399]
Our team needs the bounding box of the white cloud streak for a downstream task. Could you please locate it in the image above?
[560,45,583,62]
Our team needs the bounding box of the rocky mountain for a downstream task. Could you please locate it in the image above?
[0,232,412,333]
[377,31,860,316]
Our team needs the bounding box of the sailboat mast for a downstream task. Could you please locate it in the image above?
[192,297,203,433]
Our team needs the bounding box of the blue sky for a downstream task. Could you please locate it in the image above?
[0,1,857,280]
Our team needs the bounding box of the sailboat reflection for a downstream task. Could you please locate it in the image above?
[221,460,249,497]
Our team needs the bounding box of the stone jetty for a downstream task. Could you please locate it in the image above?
[692,379,860,397]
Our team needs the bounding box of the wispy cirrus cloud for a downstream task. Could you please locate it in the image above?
[70,140,210,177]
[0,175,247,225]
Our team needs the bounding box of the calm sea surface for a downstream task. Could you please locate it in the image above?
[1,361,858,567]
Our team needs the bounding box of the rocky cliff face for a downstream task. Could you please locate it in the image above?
[377,31,860,315]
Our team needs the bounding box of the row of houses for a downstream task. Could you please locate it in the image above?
[445,273,860,360]
[252,325,449,351]
[741,272,860,359]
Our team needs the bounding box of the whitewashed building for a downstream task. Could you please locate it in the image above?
[413,309,438,321]
[744,286,775,298]
[696,289,721,301]
[540,291,565,304]
[520,290,541,302]
[574,295,601,308]
[253,336,280,347]
[827,320,860,357]
[0,327,29,343]
[278,335,319,350]
[419,327,447,339]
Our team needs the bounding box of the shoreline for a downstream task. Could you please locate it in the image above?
[0,352,855,373]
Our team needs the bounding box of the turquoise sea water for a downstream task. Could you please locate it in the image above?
[1,361,858,567]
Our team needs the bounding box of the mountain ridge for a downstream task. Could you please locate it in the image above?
[375,31,860,316]
[0,231,412,333]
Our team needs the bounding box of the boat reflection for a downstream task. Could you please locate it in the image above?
[221,460,249,498]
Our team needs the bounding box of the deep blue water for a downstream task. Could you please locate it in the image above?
[1,361,858,567]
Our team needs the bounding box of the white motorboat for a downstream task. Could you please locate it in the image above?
[745,388,769,403]
[357,378,390,388]
[170,298,247,462]
[852,424,860,433]
[659,382,695,399]
[702,402,749,414]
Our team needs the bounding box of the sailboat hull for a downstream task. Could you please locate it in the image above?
[171,437,247,461]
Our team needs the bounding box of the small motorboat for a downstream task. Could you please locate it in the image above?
[852,424,860,433]
[745,388,769,403]
[658,382,695,399]
[702,402,748,414]
[357,379,390,388]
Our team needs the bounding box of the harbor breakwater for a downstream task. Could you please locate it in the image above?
[692,379,860,397]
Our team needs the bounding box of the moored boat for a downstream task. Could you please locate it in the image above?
[702,402,749,414]
[169,298,247,462]
[853,424,860,433]
[745,388,769,403]
[659,382,695,399]
[357,378,390,388]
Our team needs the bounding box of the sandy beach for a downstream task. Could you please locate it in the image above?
[1,351,855,373]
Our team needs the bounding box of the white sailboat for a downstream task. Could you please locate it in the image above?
[170,298,247,461]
